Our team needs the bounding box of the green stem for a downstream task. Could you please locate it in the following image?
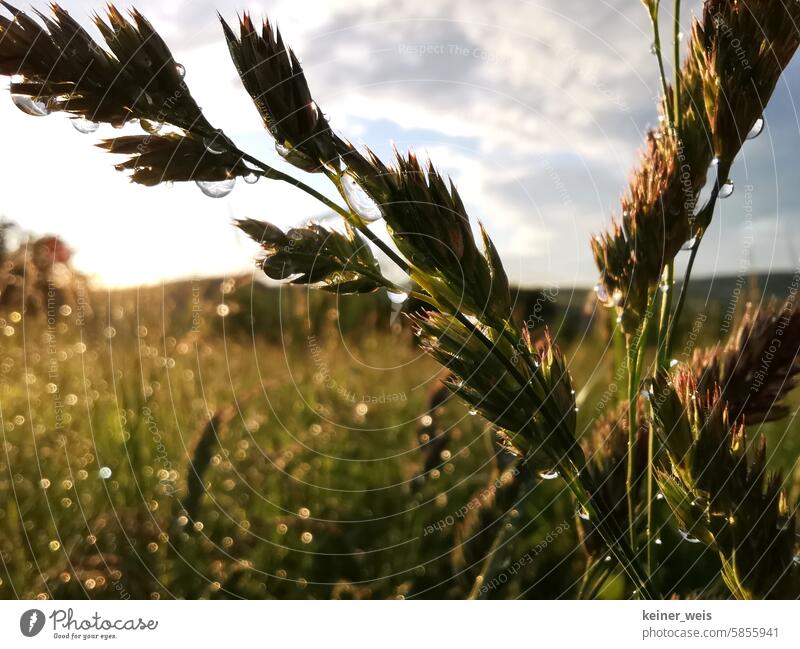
[467,511,513,600]
[563,463,654,598]
[586,563,613,600]
[241,152,351,219]
[649,1,673,127]
[666,161,731,356]
[625,289,656,550]
[646,415,655,578]
[672,0,682,132]
[656,263,674,371]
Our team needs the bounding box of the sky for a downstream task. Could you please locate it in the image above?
[2,0,800,288]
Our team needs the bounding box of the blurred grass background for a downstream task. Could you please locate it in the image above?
[1,236,799,599]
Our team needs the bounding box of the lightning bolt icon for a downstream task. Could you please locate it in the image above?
[28,611,38,632]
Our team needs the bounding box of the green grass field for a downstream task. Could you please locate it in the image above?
[2,278,799,599]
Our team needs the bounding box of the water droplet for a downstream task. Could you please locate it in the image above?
[196,178,235,198]
[650,42,657,55]
[216,304,230,317]
[681,236,697,251]
[659,281,670,294]
[669,359,679,368]
[387,290,409,304]
[746,116,764,140]
[175,63,186,78]
[468,408,478,416]
[576,506,590,521]
[301,531,313,544]
[275,142,291,157]
[98,467,112,479]
[538,469,559,480]
[678,528,701,543]
[710,156,719,167]
[655,492,664,500]
[691,495,708,509]
[49,540,61,552]
[204,134,226,155]
[594,282,611,306]
[677,31,684,41]
[72,117,99,134]
[243,172,259,185]
[12,93,50,117]
[654,538,663,545]
[719,180,734,199]
[342,173,382,222]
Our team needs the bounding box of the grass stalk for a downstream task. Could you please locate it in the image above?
[672,0,682,132]
[666,161,731,356]
[624,289,656,550]
[648,1,673,127]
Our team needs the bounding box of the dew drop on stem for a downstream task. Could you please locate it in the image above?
[747,116,764,140]
[594,282,611,305]
[387,290,409,305]
[719,180,734,199]
[678,528,701,543]
[175,63,186,79]
[72,117,99,134]
[243,172,259,185]
[11,93,50,117]
[342,173,382,223]
[204,134,226,155]
[196,178,236,198]
[538,469,559,480]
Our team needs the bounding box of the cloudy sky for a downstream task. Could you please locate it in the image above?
[2,0,799,287]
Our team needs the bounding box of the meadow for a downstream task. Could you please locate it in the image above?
[2,273,798,600]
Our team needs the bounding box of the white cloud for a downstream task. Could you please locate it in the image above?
[1,0,797,288]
